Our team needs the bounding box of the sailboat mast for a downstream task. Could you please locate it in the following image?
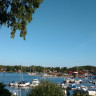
[77,66,78,78]
[20,65,21,82]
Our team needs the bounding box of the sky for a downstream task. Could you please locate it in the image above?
[0,0,96,68]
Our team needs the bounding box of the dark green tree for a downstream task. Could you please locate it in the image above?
[55,67,61,72]
[0,0,43,40]
[35,66,44,72]
[61,67,68,73]
[0,83,11,96]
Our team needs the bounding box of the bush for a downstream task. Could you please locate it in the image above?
[0,83,11,96]
[27,80,65,96]
[72,90,89,96]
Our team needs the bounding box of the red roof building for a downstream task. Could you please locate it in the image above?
[1,68,7,72]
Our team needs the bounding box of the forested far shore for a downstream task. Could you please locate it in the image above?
[0,65,96,74]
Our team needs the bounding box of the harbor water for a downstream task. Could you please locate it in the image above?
[0,72,96,96]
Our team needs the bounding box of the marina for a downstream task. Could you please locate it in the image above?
[0,72,96,96]
[61,78,96,95]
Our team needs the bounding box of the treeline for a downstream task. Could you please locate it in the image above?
[0,65,96,73]
[69,65,96,74]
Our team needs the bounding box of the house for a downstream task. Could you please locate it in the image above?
[1,68,7,72]
[53,70,57,73]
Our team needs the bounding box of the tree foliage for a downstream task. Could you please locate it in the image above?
[0,65,96,74]
[72,90,89,96]
[0,0,43,40]
[27,80,65,96]
[0,83,11,96]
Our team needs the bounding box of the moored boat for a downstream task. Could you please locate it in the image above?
[28,72,37,76]
[18,81,30,87]
[42,73,53,77]
[9,81,15,86]
[14,82,19,87]
[30,79,40,87]
[71,84,77,90]
[87,90,96,96]
[80,85,88,91]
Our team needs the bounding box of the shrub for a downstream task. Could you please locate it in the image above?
[27,80,65,96]
[72,90,89,96]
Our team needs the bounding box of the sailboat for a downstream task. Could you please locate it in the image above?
[28,66,39,76]
[18,66,30,87]
[13,65,30,87]
[42,65,53,77]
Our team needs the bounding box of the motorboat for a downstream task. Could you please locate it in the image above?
[80,85,88,91]
[71,84,77,90]
[87,90,96,96]
[9,81,15,86]
[89,80,92,83]
[28,72,37,76]
[30,79,40,87]
[64,78,75,83]
[75,79,83,84]
[14,82,19,87]
[18,81,30,87]
[92,81,96,84]
[69,78,75,83]
[42,73,53,77]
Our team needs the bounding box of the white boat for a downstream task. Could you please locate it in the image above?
[18,81,30,87]
[18,66,30,87]
[92,81,96,84]
[64,78,75,83]
[87,90,96,96]
[30,79,40,87]
[9,81,19,87]
[42,73,53,77]
[61,83,68,89]
[89,80,92,83]
[28,66,39,76]
[69,78,75,83]
[75,79,83,84]
[66,79,70,83]
[42,65,53,77]
[81,85,88,91]
[14,82,19,87]
[28,72,37,76]
[9,81,15,86]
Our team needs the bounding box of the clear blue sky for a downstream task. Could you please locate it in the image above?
[0,0,96,68]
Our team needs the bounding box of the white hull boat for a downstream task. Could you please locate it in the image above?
[30,79,40,87]
[18,81,30,87]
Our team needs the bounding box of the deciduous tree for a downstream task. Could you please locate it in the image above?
[0,0,43,40]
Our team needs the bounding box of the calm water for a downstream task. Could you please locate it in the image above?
[0,72,64,96]
[0,72,96,96]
